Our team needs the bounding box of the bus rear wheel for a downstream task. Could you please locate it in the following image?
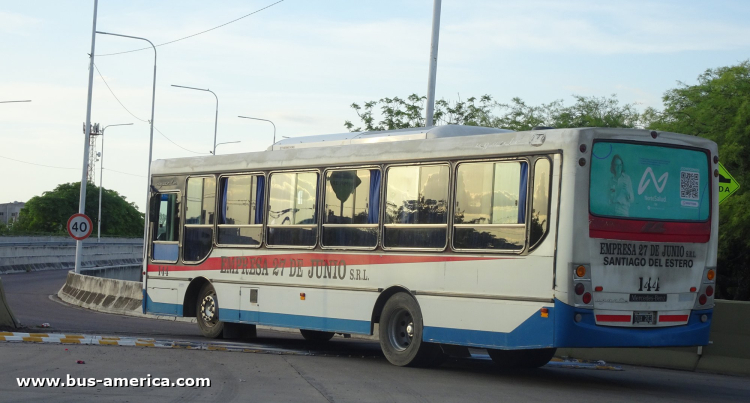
[299,329,335,342]
[196,283,224,339]
[379,293,444,367]
[487,348,556,369]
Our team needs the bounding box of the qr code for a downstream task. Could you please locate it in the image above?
[680,171,699,200]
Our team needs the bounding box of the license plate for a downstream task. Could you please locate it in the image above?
[629,294,667,302]
[633,311,656,325]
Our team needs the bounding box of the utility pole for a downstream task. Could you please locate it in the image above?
[425,0,442,127]
[74,0,99,274]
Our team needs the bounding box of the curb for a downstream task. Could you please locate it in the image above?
[0,331,310,355]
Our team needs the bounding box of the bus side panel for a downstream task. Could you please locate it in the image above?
[218,285,376,334]
[420,297,554,349]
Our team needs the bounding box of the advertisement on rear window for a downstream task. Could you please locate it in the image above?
[589,142,709,221]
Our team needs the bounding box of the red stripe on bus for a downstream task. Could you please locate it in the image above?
[148,253,509,272]
[595,315,631,322]
[659,315,689,322]
[589,214,710,243]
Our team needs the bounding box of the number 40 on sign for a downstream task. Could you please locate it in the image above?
[67,213,93,240]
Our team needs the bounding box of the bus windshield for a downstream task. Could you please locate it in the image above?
[589,141,710,222]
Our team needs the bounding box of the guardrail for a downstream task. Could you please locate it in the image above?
[0,237,142,274]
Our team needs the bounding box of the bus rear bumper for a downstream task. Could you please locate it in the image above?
[554,299,712,348]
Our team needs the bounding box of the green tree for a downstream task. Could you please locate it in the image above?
[344,94,643,132]
[12,182,144,237]
[646,61,750,300]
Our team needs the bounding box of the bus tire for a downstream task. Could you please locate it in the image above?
[487,348,556,369]
[379,293,443,367]
[196,283,223,339]
[299,329,335,342]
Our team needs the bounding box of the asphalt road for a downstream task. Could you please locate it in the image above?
[1,270,749,402]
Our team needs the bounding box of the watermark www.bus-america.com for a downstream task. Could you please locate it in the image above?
[17,374,210,388]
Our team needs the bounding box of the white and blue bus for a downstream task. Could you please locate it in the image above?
[146,125,718,367]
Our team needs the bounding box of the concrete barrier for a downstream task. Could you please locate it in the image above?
[0,277,20,328]
[57,271,195,323]
[558,299,750,377]
[0,236,142,274]
[58,271,142,316]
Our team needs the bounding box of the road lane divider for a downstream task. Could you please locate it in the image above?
[0,331,312,356]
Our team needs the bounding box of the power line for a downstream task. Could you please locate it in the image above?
[153,126,209,155]
[104,167,146,178]
[0,155,77,170]
[93,64,148,123]
[96,1,285,57]
[0,154,144,178]
[93,63,208,155]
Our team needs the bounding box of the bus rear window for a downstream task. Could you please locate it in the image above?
[589,141,709,222]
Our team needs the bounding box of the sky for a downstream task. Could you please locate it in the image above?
[2,0,749,212]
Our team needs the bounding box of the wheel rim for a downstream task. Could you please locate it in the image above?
[200,292,218,327]
[387,308,414,351]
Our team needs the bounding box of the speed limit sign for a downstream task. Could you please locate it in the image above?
[67,213,93,241]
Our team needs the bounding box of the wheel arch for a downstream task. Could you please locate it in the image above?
[183,276,211,318]
[370,285,416,327]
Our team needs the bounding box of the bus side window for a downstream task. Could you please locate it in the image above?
[453,161,527,252]
[266,171,318,247]
[217,174,264,246]
[184,176,216,262]
[322,168,380,248]
[384,164,449,249]
[529,158,551,248]
[152,193,179,262]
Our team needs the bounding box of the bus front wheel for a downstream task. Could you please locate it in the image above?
[196,283,224,339]
[379,293,444,367]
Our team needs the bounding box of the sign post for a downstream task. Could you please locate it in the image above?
[717,162,740,205]
[67,214,94,241]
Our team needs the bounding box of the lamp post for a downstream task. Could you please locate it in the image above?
[211,140,241,154]
[0,100,31,103]
[74,0,99,275]
[425,0,442,127]
[238,115,276,145]
[172,85,219,154]
[97,123,133,242]
[95,30,157,299]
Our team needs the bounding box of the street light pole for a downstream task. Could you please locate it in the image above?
[238,115,276,145]
[96,31,157,304]
[75,0,99,275]
[0,100,32,104]
[211,140,241,154]
[425,0,442,127]
[171,85,219,153]
[97,123,133,242]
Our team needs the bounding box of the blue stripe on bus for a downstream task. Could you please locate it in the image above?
[423,307,555,349]
[553,299,712,348]
[219,309,372,335]
[144,293,183,316]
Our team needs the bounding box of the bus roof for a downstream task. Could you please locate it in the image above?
[269,125,514,151]
[151,126,716,176]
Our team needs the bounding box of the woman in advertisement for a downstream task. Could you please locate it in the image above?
[609,154,634,216]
